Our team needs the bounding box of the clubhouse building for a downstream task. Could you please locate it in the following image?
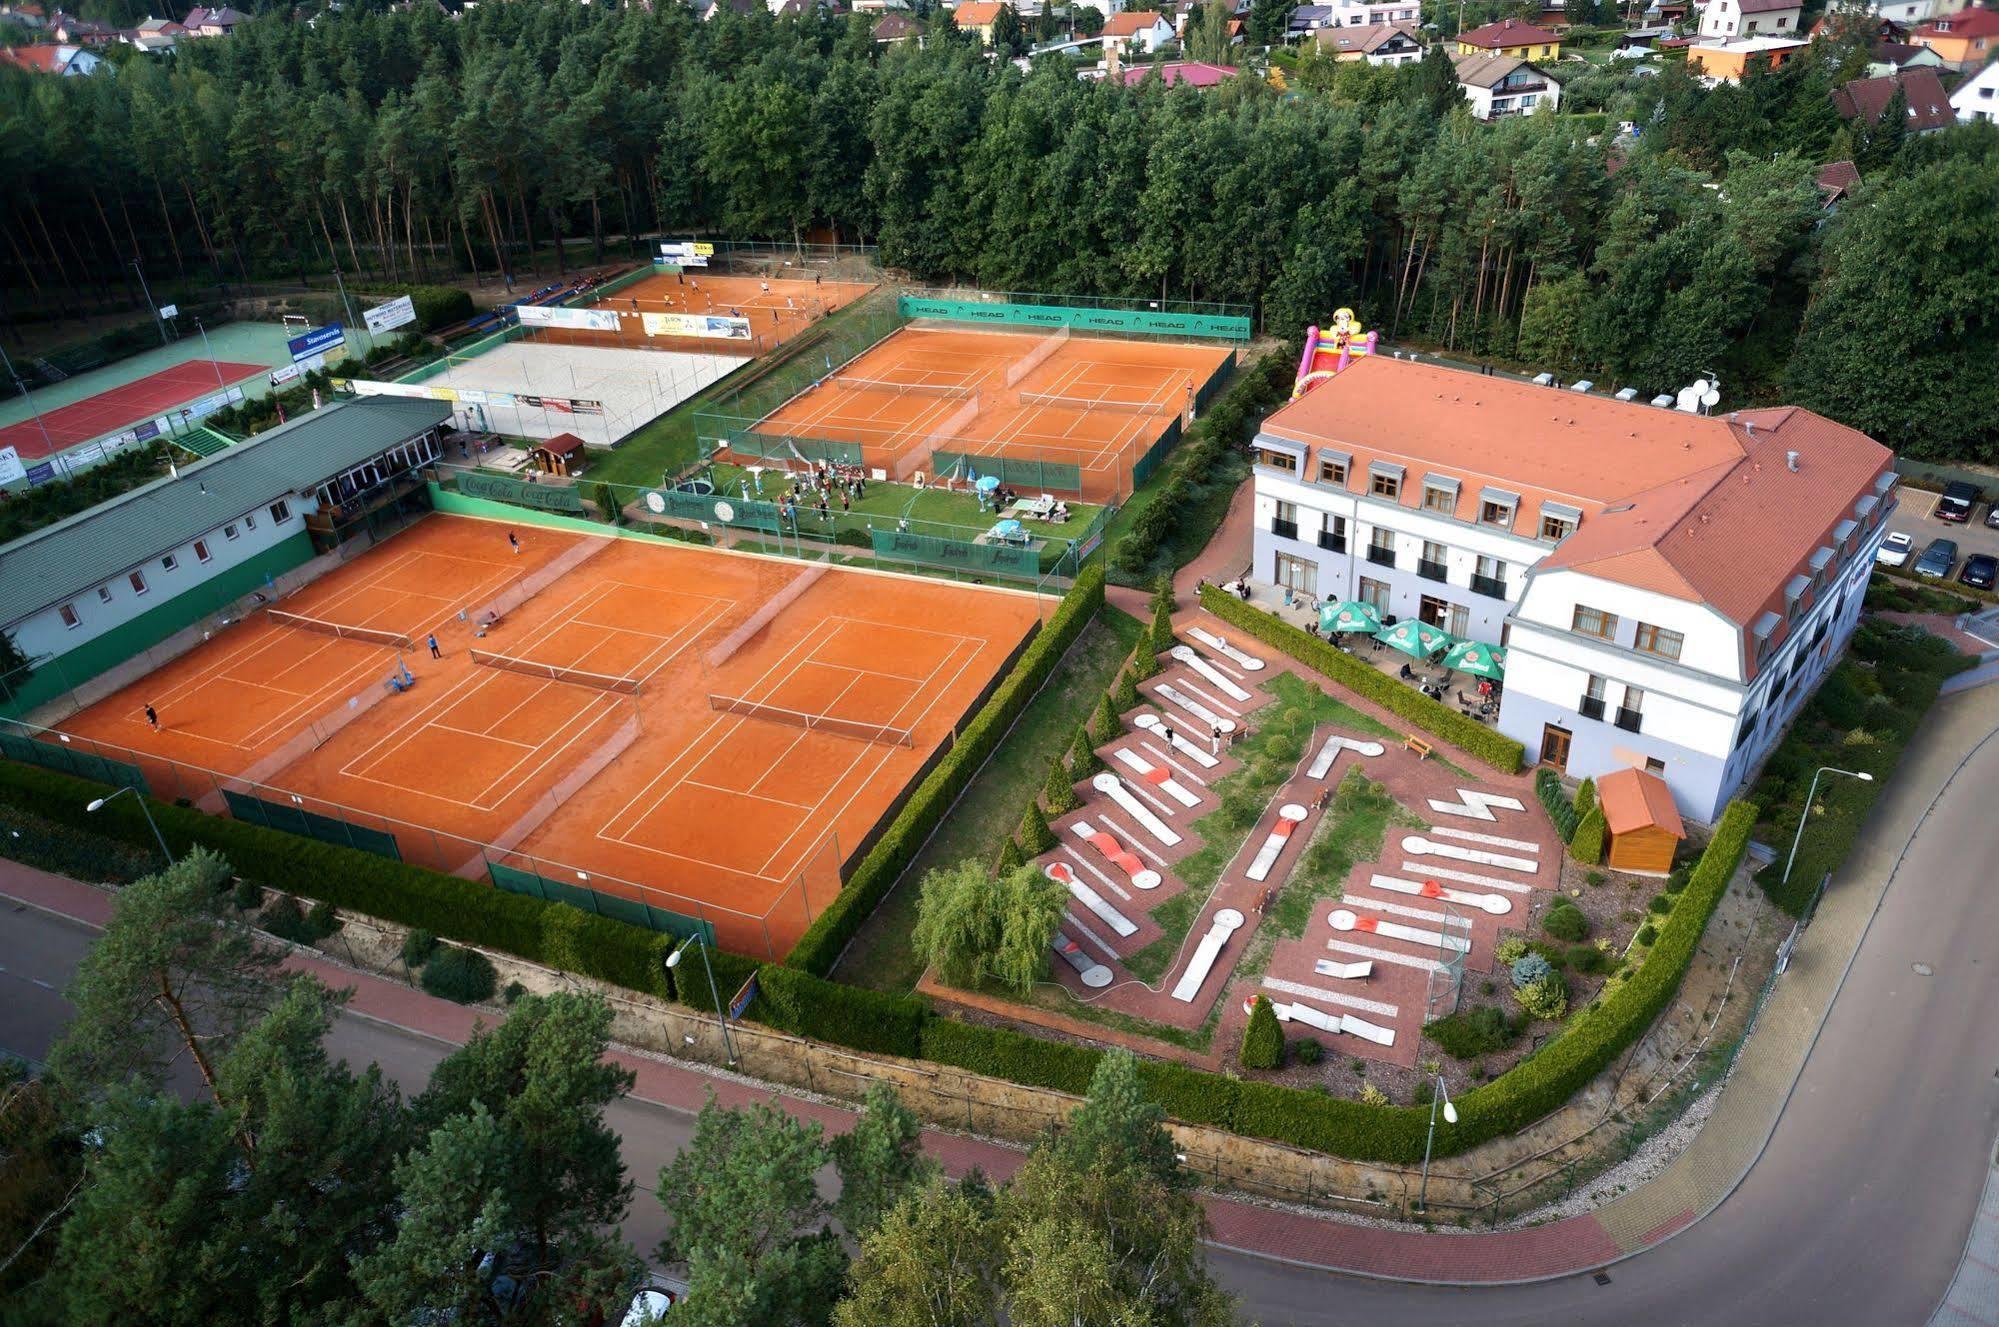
[1247,356,1895,822]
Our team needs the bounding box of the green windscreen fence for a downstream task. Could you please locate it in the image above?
[487,858,716,943]
[723,431,865,469]
[1130,415,1185,490]
[222,789,403,861]
[870,528,1041,579]
[458,472,588,514]
[897,296,1252,343]
[645,486,783,532]
[0,733,150,795]
[932,450,1082,495]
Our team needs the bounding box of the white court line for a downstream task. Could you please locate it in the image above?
[684,779,817,813]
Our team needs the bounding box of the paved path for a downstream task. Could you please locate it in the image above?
[4,671,1995,1324]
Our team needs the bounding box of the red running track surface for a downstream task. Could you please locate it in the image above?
[0,360,269,458]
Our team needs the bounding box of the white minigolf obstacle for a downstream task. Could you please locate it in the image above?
[1044,861,1138,937]
[1402,834,1538,874]
[1151,682,1236,734]
[1133,713,1220,768]
[1112,747,1201,809]
[1308,734,1385,778]
[1246,804,1309,882]
[1189,626,1264,670]
[1169,645,1253,701]
[1328,907,1470,954]
[1314,959,1375,981]
[1053,931,1114,988]
[1069,819,1161,890]
[1426,789,1527,821]
[1091,773,1182,846]
[1171,907,1244,1002]
[1364,871,1512,915]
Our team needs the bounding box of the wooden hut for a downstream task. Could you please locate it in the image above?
[1597,767,1685,875]
[530,432,586,477]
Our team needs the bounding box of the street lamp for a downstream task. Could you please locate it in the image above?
[665,934,737,1067]
[1781,766,1874,888]
[1415,1073,1457,1215]
[85,786,173,867]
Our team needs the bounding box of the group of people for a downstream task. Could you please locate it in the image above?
[776,464,867,527]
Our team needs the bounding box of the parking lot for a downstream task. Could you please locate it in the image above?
[1885,484,1999,580]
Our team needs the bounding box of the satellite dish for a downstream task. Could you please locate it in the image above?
[1701,386,1721,409]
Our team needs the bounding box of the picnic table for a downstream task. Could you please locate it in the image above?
[985,519,1030,546]
[1007,495,1058,520]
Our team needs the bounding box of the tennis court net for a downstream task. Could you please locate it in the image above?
[471,649,643,695]
[832,376,977,402]
[708,693,915,746]
[1017,383,1182,416]
[266,610,413,651]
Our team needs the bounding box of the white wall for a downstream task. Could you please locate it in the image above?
[1513,566,1746,682]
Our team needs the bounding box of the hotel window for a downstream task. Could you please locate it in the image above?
[1358,577,1390,612]
[1418,540,1449,582]
[1634,622,1683,661]
[1259,447,1298,473]
[1271,500,1299,540]
[223,522,239,541]
[97,586,114,605]
[1318,455,1349,486]
[129,571,148,596]
[1366,528,1397,567]
[1479,498,1514,527]
[1370,468,1403,500]
[244,512,256,531]
[1318,515,1347,553]
[194,539,212,564]
[59,603,80,629]
[1580,674,1607,720]
[1472,556,1507,599]
[1616,686,1645,733]
[1572,604,1617,640]
[1539,509,1578,542]
[269,500,291,524]
[1421,482,1456,514]
[161,553,178,572]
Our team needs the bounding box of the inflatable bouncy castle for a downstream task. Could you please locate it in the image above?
[1291,308,1378,399]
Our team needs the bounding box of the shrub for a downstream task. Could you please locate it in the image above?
[664,943,760,1015]
[919,1017,1102,1094]
[1572,776,1597,822]
[421,946,498,1004]
[995,837,1024,873]
[1636,922,1659,947]
[1541,902,1589,943]
[1112,667,1141,712]
[1494,936,1528,965]
[1089,692,1124,745]
[1291,1036,1323,1066]
[1423,1005,1522,1059]
[306,901,338,937]
[260,895,314,943]
[1510,952,1553,989]
[503,981,528,1004]
[757,965,927,1059]
[1666,864,1691,894]
[1569,805,1606,865]
[1070,725,1106,777]
[1019,802,1057,856]
[1535,767,1579,839]
[1199,586,1523,772]
[1129,646,1160,681]
[1359,1082,1390,1107]
[593,482,622,526]
[1240,995,1284,1069]
[1043,757,1081,816]
[402,928,439,968]
[1647,893,1674,914]
[233,877,262,912]
[1586,870,1606,888]
[1151,586,1177,650]
[1515,973,1568,1021]
[1569,945,1613,975]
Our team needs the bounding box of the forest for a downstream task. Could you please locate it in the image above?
[0,0,1994,458]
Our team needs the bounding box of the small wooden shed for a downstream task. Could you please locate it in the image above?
[530,432,586,476]
[1597,767,1685,875]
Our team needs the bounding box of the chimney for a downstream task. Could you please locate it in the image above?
[1786,450,1800,473]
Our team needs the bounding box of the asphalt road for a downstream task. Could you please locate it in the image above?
[6,705,1996,1327]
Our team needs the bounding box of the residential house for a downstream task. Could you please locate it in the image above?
[124,16,184,51]
[848,0,908,10]
[1325,0,1422,26]
[1248,356,1896,823]
[951,0,1012,42]
[1114,57,1236,84]
[1911,3,1999,65]
[1067,0,1124,14]
[872,9,919,40]
[1454,53,1561,116]
[1316,20,1424,61]
[179,4,247,34]
[1822,0,1971,23]
[0,41,104,72]
[1830,67,1958,132]
[1699,0,1802,39]
[1865,39,1948,72]
[1814,159,1861,208]
[0,399,452,717]
[0,2,49,27]
[48,12,113,41]
[1687,33,1806,80]
[1455,17,1562,59]
[1287,3,1337,36]
[1950,56,1999,119]
[1101,9,1175,51]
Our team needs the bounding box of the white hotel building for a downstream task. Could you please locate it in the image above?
[1247,357,1896,822]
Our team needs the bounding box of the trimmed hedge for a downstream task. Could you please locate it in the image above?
[1196,586,1525,773]
[919,1015,1102,1094]
[783,563,1106,976]
[666,943,763,1016]
[1536,767,1579,839]
[0,762,674,1002]
[755,964,927,1059]
[1569,805,1605,865]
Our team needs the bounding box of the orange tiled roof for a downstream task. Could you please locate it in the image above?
[1459,17,1559,46]
[953,1,1005,23]
[1597,767,1685,838]
[1103,9,1167,33]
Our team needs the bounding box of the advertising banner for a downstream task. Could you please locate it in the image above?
[658,241,712,267]
[0,447,23,485]
[895,297,1251,343]
[364,294,417,335]
[516,305,622,333]
[461,472,586,513]
[640,312,753,340]
[288,324,347,364]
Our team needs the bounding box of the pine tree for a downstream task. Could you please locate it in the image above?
[1239,995,1284,1070]
[1150,587,1176,652]
[1570,805,1607,865]
[1043,756,1081,816]
[1088,694,1123,746]
[1070,725,1106,778]
[1129,645,1160,681]
[1019,801,1058,857]
[1112,667,1141,713]
[1572,776,1597,825]
[996,837,1025,874]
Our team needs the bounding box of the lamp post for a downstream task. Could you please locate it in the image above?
[1781,766,1873,888]
[86,786,173,867]
[666,933,737,1067]
[192,317,228,393]
[131,259,169,347]
[1416,1073,1457,1214]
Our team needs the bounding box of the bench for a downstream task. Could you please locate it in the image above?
[1403,735,1433,760]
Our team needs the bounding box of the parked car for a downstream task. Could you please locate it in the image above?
[1875,531,1915,567]
[1935,481,1979,523]
[1960,554,1997,592]
[1985,502,1999,531]
[1914,538,1959,578]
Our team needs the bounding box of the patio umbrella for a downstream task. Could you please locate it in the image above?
[1320,600,1384,634]
[1441,639,1506,680]
[1374,619,1454,660]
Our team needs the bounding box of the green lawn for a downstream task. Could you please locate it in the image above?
[689,460,1103,546]
[834,607,1147,993]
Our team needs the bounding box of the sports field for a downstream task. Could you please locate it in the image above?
[0,359,270,459]
[50,513,1045,956]
[413,342,747,445]
[560,272,877,355]
[742,325,1233,502]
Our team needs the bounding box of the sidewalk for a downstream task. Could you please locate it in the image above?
[8,656,1990,1290]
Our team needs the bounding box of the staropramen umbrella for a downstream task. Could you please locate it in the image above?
[1320,600,1384,634]
[1441,639,1507,680]
[1374,618,1453,660]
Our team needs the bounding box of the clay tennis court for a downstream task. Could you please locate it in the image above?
[0,359,268,458]
[50,512,1045,956]
[528,272,877,356]
[740,325,1233,502]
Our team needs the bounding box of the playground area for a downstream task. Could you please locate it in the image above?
[726,324,1234,504]
[35,512,1047,956]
